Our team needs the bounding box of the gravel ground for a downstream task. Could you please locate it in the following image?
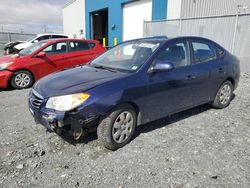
[0,73,250,188]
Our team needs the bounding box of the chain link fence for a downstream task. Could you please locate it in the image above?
[0,32,35,54]
[143,13,250,72]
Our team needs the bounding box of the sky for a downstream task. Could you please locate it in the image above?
[0,0,67,34]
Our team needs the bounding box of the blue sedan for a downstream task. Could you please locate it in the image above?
[28,36,240,150]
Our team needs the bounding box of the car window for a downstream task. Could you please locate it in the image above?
[89,42,96,49]
[19,41,47,56]
[191,40,216,63]
[156,41,189,68]
[215,45,225,57]
[51,35,68,39]
[42,42,67,55]
[36,35,50,42]
[90,41,160,72]
[69,41,90,52]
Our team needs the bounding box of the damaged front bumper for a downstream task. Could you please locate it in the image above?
[28,92,99,140]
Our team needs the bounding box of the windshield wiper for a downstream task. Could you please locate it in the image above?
[93,65,118,73]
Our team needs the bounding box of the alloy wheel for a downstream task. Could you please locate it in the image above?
[112,111,134,144]
[219,84,232,105]
[14,73,31,88]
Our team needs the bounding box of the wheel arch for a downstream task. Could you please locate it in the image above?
[226,77,235,89]
[8,69,36,87]
[113,101,141,126]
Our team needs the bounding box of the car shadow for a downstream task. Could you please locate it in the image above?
[0,88,14,92]
[133,104,211,140]
[58,129,98,146]
[60,104,212,146]
[59,93,236,146]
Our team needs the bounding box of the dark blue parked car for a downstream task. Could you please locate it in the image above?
[28,36,240,150]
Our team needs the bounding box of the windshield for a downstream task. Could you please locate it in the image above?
[90,41,160,72]
[19,41,47,56]
[26,35,37,42]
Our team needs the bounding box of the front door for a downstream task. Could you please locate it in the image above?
[144,39,197,121]
[32,41,68,79]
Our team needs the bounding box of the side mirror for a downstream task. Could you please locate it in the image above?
[148,60,174,74]
[33,40,39,43]
[36,51,46,58]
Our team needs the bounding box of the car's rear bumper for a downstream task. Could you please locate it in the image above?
[0,70,13,88]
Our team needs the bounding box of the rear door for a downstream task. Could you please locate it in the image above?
[67,41,99,67]
[189,39,226,104]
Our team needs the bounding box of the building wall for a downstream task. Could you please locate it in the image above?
[63,0,86,38]
[85,0,132,46]
[181,0,250,18]
[152,0,168,20]
[85,0,168,46]
[167,0,182,19]
[63,0,168,46]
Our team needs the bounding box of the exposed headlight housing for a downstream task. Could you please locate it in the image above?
[46,93,90,111]
[0,62,13,71]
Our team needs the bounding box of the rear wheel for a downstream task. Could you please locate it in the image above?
[212,81,233,109]
[10,70,34,89]
[97,104,136,150]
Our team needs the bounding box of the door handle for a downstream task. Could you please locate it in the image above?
[218,67,225,73]
[186,75,196,80]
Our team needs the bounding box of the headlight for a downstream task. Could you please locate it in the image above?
[46,93,90,111]
[0,62,13,71]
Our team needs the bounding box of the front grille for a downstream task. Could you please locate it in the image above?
[30,89,44,109]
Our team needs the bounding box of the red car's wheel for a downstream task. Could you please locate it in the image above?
[10,70,34,89]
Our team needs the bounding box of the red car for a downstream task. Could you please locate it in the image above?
[0,39,106,89]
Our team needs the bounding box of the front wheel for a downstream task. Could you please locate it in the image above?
[97,105,137,150]
[212,81,233,109]
[10,70,34,89]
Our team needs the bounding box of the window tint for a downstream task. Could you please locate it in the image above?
[36,35,50,42]
[89,42,96,49]
[69,41,90,52]
[51,35,68,39]
[215,45,225,57]
[192,41,216,63]
[156,41,189,68]
[42,42,67,55]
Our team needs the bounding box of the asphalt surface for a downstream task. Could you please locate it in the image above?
[0,73,250,188]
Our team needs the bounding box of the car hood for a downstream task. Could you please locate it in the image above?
[0,55,19,64]
[15,42,32,50]
[5,41,25,47]
[33,66,127,98]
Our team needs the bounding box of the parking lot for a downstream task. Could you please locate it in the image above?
[0,73,249,188]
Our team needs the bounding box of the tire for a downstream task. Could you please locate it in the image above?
[97,104,137,150]
[212,81,233,109]
[10,70,34,89]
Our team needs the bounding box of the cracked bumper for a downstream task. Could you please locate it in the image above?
[28,102,99,134]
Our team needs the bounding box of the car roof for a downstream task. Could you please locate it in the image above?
[36,33,69,37]
[41,38,99,44]
[131,36,220,46]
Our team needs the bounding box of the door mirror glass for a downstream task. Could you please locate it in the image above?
[36,51,46,58]
[148,61,174,74]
